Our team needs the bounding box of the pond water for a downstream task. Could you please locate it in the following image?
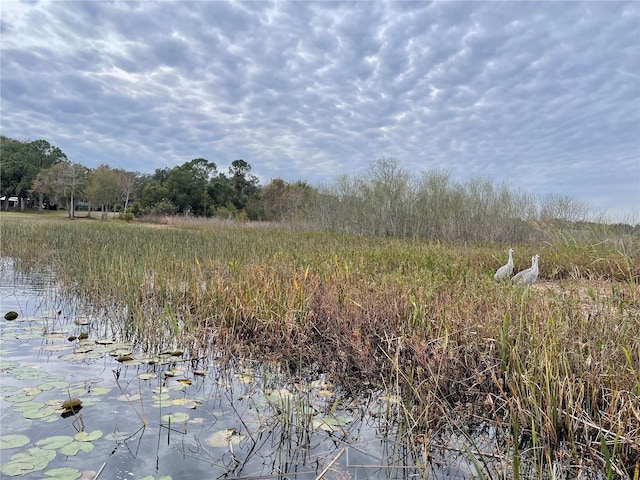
[1,258,487,479]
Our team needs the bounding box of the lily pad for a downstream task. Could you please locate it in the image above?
[104,432,132,441]
[59,441,94,456]
[312,414,354,432]
[161,412,190,423]
[0,434,30,449]
[12,368,50,380]
[74,430,102,442]
[35,435,74,450]
[43,467,82,480]
[0,447,56,476]
[117,393,141,402]
[21,404,58,420]
[204,428,244,448]
[163,367,185,377]
[4,311,19,320]
[138,372,158,380]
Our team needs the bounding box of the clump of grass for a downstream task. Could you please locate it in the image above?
[1,214,638,476]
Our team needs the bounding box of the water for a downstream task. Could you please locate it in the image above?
[0,258,491,479]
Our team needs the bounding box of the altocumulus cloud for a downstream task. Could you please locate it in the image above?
[1,1,638,221]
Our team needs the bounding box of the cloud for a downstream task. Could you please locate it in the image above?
[1,0,638,221]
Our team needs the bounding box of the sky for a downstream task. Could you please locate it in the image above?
[1,1,639,222]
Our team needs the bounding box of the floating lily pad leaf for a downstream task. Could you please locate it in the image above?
[152,384,183,394]
[23,387,42,396]
[74,430,102,442]
[116,355,134,362]
[163,367,184,377]
[4,393,34,404]
[312,414,354,432]
[21,404,58,420]
[43,466,82,480]
[193,370,207,377]
[0,385,19,396]
[204,428,244,448]
[59,440,94,456]
[117,393,141,402]
[73,345,94,354]
[264,388,294,405]
[36,435,74,450]
[171,398,198,408]
[0,447,56,476]
[4,311,19,320]
[13,369,50,380]
[104,432,132,441]
[0,434,29,449]
[151,393,172,408]
[87,386,111,396]
[161,412,189,423]
[0,361,19,372]
[140,476,172,480]
[138,372,157,380]
[175,378,192,386]
[58,352,101,362]
[108,344,133,356]
[94,339,115,345]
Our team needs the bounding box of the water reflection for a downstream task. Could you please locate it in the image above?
[2,257,492,479]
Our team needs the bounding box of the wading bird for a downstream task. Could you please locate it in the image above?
[494,248,514,282]
[511,254,540,285]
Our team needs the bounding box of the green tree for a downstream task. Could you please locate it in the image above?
[0,136,67,210]
[228,159,260,211]
[165,158,217,215]
[34,162,90,218]
[86,165,120,219]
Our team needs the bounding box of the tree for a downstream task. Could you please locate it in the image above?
[261,179,311,221]
[34,162,90,218]
[0,136,67,210]
[228,159,260,211]
[360,157,410,236]
[161,159,216,216]
[116,170,141,213]
[86,165,120,219]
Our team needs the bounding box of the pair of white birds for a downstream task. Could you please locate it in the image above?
[494,248,540,285]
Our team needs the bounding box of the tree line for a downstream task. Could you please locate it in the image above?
[1,136,636,242]
[0,136,310,222]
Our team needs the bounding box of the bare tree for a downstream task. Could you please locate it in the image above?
[117,170,141,214]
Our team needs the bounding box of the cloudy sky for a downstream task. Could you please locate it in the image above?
[1,1,639,221]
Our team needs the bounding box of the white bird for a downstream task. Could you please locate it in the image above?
[511,254,540,285]
[494,248,514,282]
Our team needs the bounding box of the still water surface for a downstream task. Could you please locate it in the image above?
[1,258,480,479]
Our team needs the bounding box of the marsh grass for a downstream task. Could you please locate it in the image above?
[1,213,638,477]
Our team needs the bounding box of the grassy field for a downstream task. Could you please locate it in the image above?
[1,211,638,478]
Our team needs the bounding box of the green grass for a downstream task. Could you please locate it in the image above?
[1,212,638,477]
